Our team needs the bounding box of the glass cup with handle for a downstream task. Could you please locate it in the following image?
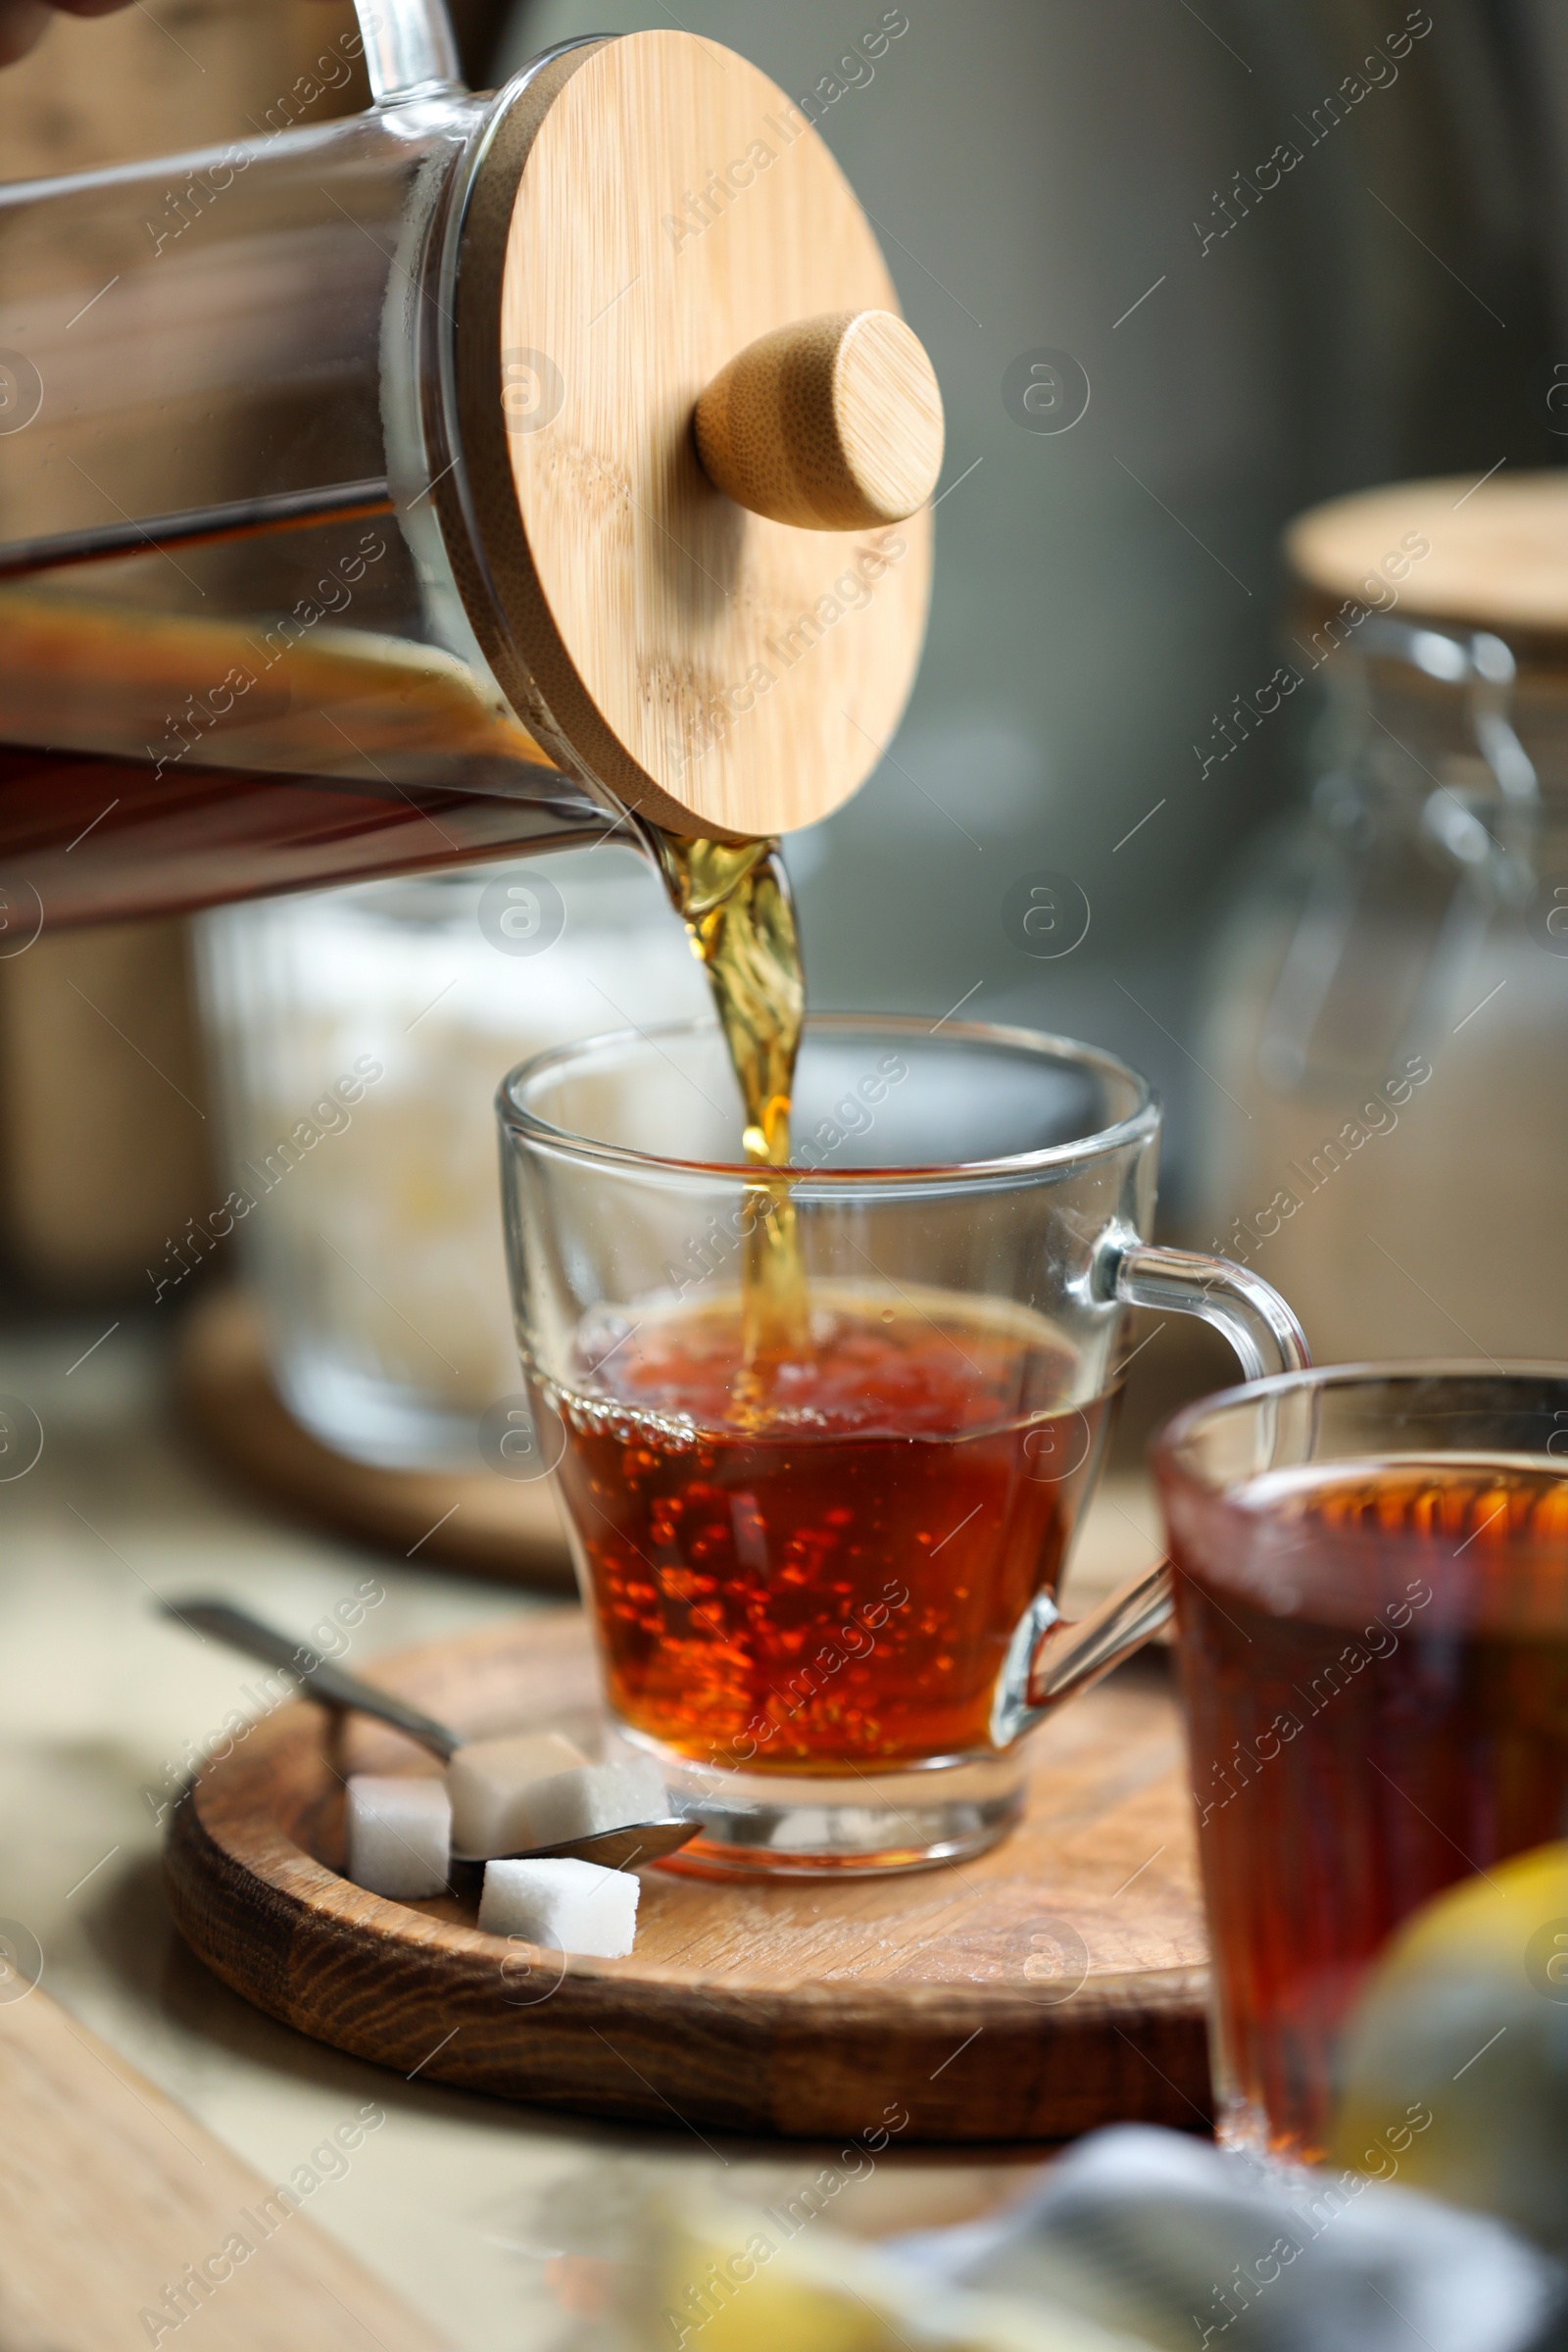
[497,1015,1308,1876]
[1154,1363,1568,2169]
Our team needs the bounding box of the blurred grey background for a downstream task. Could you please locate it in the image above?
[488,0,1564,1208]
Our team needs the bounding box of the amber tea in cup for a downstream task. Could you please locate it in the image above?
[1156,1366,1568,2161]
[500,1016,1305,1875]
[551,1287,1114,1769]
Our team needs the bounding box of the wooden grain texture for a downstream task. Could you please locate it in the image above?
[453,30,934,841]
[0,1986,446,2352]
[695,310,944,532]
[167,1614,1211,2141]
[1287,470,1568,666]
[177,1287,574,1590]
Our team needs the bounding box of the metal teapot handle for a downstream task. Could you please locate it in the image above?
[355,0,463,105]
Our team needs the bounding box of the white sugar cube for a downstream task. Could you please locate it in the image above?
[478,1857,639,1957]
[346,1775,450,1899]
[445,1731,588,1856]
[447,1732,665,1858]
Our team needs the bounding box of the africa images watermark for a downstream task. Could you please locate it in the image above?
[790,1050,910,1173]
[145,528,390,783]
[1194,528,1433,780]
[143,1577,386,1828]
[146,1054,384,1305]
[140,22,375,256]
[1203,1054,1434,1272]
[670,528,910,775]
[661,2101,913,2347]
[662,10,910,254]
[659,1050,912,1307]
[702,1579,912,1778]
[1191,8,1434,258]
[137,2101,387,2344]
[1192,1578,1433,1829]
[658,1058,911,1317]
[1191,2105,1436,2347]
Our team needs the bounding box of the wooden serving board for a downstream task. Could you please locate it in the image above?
[166,1614,1211,2143]
[0,1986,445,2351]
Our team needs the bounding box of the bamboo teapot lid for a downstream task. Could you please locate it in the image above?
[440,32,941,841]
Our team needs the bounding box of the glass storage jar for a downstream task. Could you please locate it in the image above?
[195,846,709,1468]
[1194,472,1568,1362]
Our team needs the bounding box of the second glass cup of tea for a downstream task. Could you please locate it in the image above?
[1156,1364,1568,2171]
[498,1016,1307,1873]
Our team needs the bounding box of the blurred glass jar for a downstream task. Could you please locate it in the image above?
[196,847,710,1468]
[1194,473,1568,1363]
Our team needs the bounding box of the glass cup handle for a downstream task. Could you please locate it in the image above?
[1105,1236,1311,1385]
[354,0,464,105]
[1008,1236,1311,1735]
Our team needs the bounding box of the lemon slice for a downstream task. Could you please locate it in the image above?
[1331,1840,1568,2251]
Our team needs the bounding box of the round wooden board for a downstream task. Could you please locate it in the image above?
[174,1287,574,1590]
[166,1612,1211,2141]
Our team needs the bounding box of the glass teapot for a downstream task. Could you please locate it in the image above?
[0,0,944,930]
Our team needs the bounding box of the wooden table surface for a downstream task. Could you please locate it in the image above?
[0,1987,448,2351]
[0,1314,1172,2351]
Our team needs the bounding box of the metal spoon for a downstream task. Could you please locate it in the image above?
[161,1596,698,1869]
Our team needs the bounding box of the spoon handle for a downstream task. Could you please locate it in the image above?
[163,1597,463,1763]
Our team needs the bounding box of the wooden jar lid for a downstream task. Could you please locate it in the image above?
[1286,472,1568,673]
[443,32,937,841]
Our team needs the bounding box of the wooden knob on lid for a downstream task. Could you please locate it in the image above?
[695,310,945,532]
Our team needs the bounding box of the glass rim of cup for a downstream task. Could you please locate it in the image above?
[1153,1358,1568,1496]
[495,1011,1159,1185]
